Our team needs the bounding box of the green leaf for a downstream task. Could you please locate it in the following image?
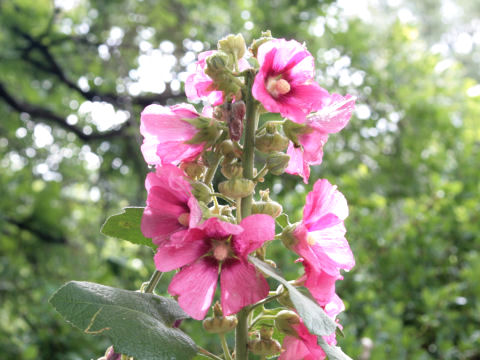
[318,337,353,360]
[101,207,154,249]
[249,256,337,336]
[49,281,197,360]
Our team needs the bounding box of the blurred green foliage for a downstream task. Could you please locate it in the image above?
[0,0,479,359]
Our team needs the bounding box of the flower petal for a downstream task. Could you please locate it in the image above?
[232,214,275,257]
[154,229,209,271]
[285,143,310,184]
[307,94,355,134]
[303,179,348,230]
[200,217,244,239]
[168,257,219,320]
[220,259,269,316]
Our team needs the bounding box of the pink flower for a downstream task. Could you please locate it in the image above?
[286,179,355,278]
[297,258,343,307]
[279,317,337,360]
[285,94,356,183]
[140,103,204,166]
[185,51,250,105]
[252,39,329,123]
[141,165,202,246]
[154,215,275,320]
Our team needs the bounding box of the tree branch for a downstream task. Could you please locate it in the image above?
[0,82,128,141]
[14,26,184,107]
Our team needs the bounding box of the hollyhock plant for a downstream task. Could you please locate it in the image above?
[140,103,205,166]
[52,32,357,360]
[186,50,250,105]
[285,93,356,183]
[283,178,355,278]
[154,215,275,320]
[141,164,202,246]
[252,38,330,123]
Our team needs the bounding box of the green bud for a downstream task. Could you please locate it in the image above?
[255,130,289,153]
[280,223,300,249]
[248,337,282,357]
[180,162,206,179]
[203,315,238,334]
[221,162,243,179]
[283,119,310,146]
[266,152,290,175]
[218,34,246,62]
[275,310,301,337]
[205,52,229,74]
[252,200,283,218]
[218,178,255,198]
[250,30,273,57]
[191,181,212,203]
[275,284,295,309]
[185,119,221,146]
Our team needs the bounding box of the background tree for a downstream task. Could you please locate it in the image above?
[0,0,478,359]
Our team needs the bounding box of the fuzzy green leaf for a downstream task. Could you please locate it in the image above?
[249,256,337,336]
[49,281,197,360]
[318,337,353,360]
[101,207,154,249]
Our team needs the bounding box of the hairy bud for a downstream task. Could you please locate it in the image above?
[275,285,294,309]
[250,30,273,57]
[218,33,247,63]
[266,152,290,175]
[203,302,238,334]
[191,181,212,204]
[255,124,289,153]
[221,162,243,179]
[248,331,281,357]
[218,178,255,198]
[180,162,206,179]
[275,310,301,337]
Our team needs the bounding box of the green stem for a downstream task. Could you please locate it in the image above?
[236,198,242,224]
[253,165,268,182]
[204,154,222,185]
[219,333,233,360]
[236,69,258,360]
[144,270,163,294]
[211,193,236,206]
[198,347,224,360]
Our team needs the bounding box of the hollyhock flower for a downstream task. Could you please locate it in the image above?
[252,39,329,123]
[154,215,275,320]
[285,93,356,183]
[297,258,343,307]
[283,179,355,278]
[141,164,202,246]
[140,103,204,166]
[185,50,250,105]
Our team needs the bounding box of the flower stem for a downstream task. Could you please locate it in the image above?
[198,347,224,360]
[204,154,222,185]
[144,270,163,294]
[235,69,259,360]
[219,333,233,360]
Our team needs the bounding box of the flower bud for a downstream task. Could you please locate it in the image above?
[275,285,294,309]
[280,223,299,248]
[255,125,289,153]
[266,152,290,175]
[221,162,243,179]
[250,30,273,57]
[275,310,301,337]
[218,178,255,198]
[205,52,230,75]
[218,34,247,62]
[205,52,243,100]
[283,119,310,146]
[180,162,206,179]
[203,316,238,334]
[191,181,212,204]
[203,302,238,334]
[251,190,283,218]
[102,346,121,360]
[248,337,281,356]
[185,119,221,146]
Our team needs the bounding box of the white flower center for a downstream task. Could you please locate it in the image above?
[213,241,230,262]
